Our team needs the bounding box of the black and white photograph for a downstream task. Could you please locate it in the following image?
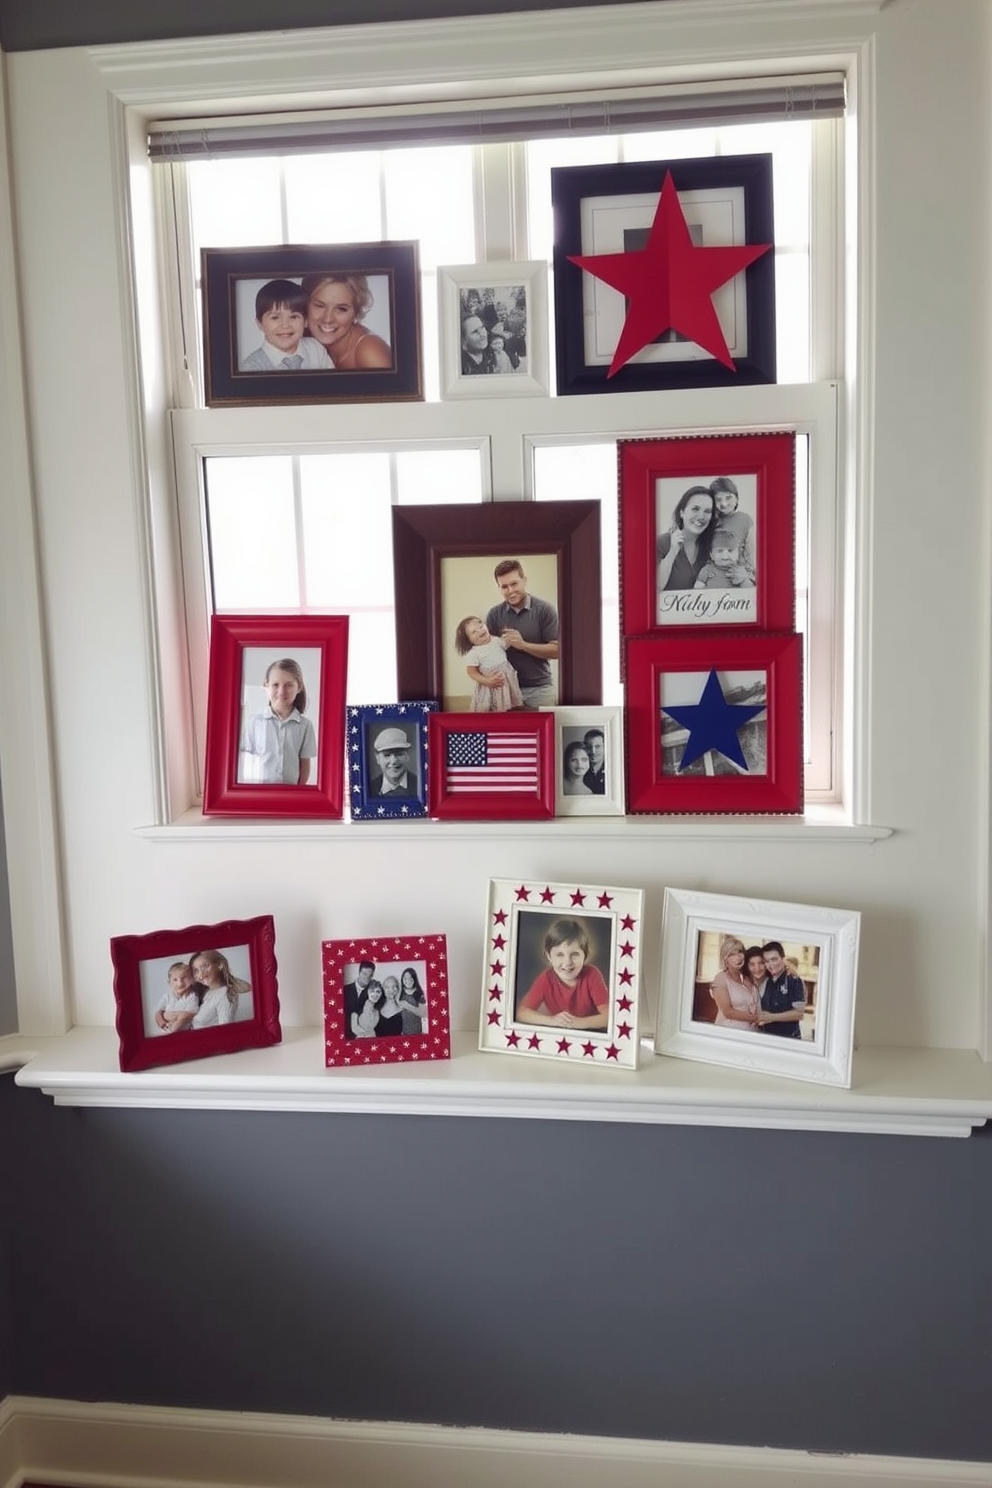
[438,261,549,398]
[660,668,768,778]
[544,706,624,817]
[347,703,435,821]
[365,719,420,799]
[322,935,451,1067]
[655,472,758,625]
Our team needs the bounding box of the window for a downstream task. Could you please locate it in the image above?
[162,99,845,810]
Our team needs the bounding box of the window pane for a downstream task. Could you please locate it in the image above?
[525,135,618,260]
[189,159,285,254]
[284,152,385,242]
[383,146,475,267]
[298,453,394,607]
[396,447,484,504]
[775,252,810,383]
[205,456,299,609]
[620,126,717,162]
[346,610,400,705]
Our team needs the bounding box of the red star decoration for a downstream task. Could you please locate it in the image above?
[581,1041,597,1058]
[491,934,506,950]
[605,1044,621,1061]
[515,885,531,901]
[540,886,556,903]
[556,1037,572,1055]
[488,985,502,1001]
[617,1021,632,1040]
[618,969,634,986]
[619,940,635,959]
[506,1030,521,1047]
[620,914,637,931]
[570,889,586,906]
[617,994,633,1011]
[493,909,508,924]
[597,892,614,909]
[527,1033,542,1049]
[487,1010,501,1025]
[568,170,771,376]
[489,959,504,977]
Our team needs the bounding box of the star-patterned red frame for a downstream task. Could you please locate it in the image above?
[552,154,776,396]
[625,633,803,815]
[479,878,644,1070]
[322,935,451,1068]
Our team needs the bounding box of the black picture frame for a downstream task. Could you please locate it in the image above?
[202,241,423,406]
[552,153,776,396]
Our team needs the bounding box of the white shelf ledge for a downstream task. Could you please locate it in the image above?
[7,1029,992,1137]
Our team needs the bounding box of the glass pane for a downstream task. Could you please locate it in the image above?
[620,126,717,162]
[383,146,475,268]
[204,456,299,609]
[284,152,385,243]
[525,135,618,260]
[298,453,394,607]
[189,159,284,255]
[346,610,400,705]
[775,252,810,383]
[396,448,484,505]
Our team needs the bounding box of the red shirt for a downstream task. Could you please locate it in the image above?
[519,963,609,1019]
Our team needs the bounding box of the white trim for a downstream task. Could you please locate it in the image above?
[2,1395,989,1488]
[10,1030,992,1137]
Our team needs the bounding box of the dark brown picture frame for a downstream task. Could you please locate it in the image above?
[392,501,602,707]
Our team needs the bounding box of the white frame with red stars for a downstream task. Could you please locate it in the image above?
[322,935,451,1068]
[479,878,644,1069]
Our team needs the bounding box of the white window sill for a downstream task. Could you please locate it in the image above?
[7,1029,991,1138]
[135,806,892,843]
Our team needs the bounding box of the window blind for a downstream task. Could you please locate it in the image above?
[147,74,845,160]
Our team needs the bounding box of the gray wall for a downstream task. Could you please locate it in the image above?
[3,1073,992,1461]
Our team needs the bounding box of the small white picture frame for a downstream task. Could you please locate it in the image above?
[541,705,625,816]
[655,888,860,1088]
[438,261,549,398]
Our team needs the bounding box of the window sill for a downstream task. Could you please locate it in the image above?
[135,805,892,844]
[7,1029,990,1137]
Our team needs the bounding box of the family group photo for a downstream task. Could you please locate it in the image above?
[655,471,758,624]
[237,646,322,787]
[691,929,819,1042]
[234,270,394,374]
[440,553,560,712]
[342,958,430,1040]
[459,281,529,377]
[140,945,255,1037]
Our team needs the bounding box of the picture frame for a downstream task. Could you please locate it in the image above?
[202,242,423,406]
[541,705,625,817]
[427,711,555,821]
[655,888,860,1088]
[552,154,776,396]
[479,878,644,1069]
[348,702,438,821]
[322,934,451,1067]
[202,614,349,818]
[111,915,281,1073]
[437,260,549,398]
[624,632,803,815]
[619,432,795,636]
[392,500,601,708]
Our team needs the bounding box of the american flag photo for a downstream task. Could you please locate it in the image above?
[428,712,555,820]
[446,729,539,793]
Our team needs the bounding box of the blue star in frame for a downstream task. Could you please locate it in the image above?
[662,669,765,772]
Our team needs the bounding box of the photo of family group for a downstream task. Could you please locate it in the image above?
[691,929,819,1043]
[342,958,429,1040]
[440,552,560,712]
[655,472,758,625]
[140,944,255,1038]
[237,646,322,787]
[511,910,614,1032]
[459,282,529,377]
[660,668,767,777]
[234,271,393,374]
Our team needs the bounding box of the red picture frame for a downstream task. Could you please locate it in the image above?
[202,614,349,817]
[427,710,555,821]
[619,432,795,638]
[322,934,451,1067]
[111,915,281,1072]
[625,633,803,815]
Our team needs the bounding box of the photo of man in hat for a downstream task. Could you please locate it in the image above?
[367,723,419,798]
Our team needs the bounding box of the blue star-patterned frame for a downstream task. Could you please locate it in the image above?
[348,703,437,821]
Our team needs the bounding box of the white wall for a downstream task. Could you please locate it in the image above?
[1,0,989,1050]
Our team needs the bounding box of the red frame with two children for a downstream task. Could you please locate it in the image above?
[479,878,644,1069]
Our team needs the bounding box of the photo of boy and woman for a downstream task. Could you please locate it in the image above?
[655,473,757,624]
[691,930,819,1043]
[238,648,321,786]
[141,946,254,1037]
[236,273,393,374]
[512,913,612,1031]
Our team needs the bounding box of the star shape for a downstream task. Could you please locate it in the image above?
[597,892,613,909]
[540,886,556,903]
[616,1021,632,1040]
[663,668,765,772]
[618,969,634,986]
[493,909,508,925]
[605,1044,621,1061]
[506,1030,521,1048]
[619,939,635,959]
[487,1010,501,1025]
[617,994,633,1011]
[568,170,771,375]
[491,934,506,950]
[515,885,531,901]
[488,985,502,1001]
[620,914,637,931]
[556,1037,571,1055]
[527,1033,542,1049]
[570,890,586,906]
[581,1041,597,1058]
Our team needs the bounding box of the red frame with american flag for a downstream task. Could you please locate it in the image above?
[427,711,555,821]
[480,877,644,1070]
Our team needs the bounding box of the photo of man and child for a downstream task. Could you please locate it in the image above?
[442,554,560,712]
[141,946,254,1037]
[237,648,321,787]
[691,929,819,1043]
[655,473,758,625]
[512,913,612,1031]
[235,272,393,374]
[459,284,528,377]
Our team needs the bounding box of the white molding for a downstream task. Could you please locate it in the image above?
[3,1395,989,1488]
[11,1030,992,1136]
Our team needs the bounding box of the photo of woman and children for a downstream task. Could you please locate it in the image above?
[655,473,757,624]
[691,929,819,1042]
[343,959,429,1041]
[236,273,393,374]
[512,913,612,1031]
[141,946,254,1037]
[238,650,320,786]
